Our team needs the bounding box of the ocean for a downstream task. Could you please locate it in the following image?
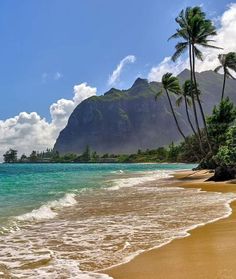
[0,163,235,278]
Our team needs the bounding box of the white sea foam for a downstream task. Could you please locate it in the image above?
[16,193,77,222]
[101,195,236,273]
[2,170,236,279]
[108,170,173,190]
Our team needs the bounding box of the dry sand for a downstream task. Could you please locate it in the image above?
[105,170,236,279]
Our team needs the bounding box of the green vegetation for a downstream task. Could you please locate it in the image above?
[3,149,18,163]
[214,126,236,165]
[2,144,192,164]
[207,98,236,154]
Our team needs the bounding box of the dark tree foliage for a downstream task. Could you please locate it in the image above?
[29,151,38,162]
[215,126,236,165]
[81,145,91,162]
[3,149,18,163]
[207,97,236,153]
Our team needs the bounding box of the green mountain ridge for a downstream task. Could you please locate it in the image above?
[54,69,236,155]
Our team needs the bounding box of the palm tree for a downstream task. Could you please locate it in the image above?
[156,73,186,141]
[169,8,203,142]
[176,80,198,137]
[214,52,236,101]
[169,6,221,153]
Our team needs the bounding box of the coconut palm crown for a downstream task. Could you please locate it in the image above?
[214,52,236,101]
[169,7,220,62]
[156,73,186,140]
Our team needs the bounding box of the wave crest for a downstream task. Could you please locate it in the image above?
[16,193,77,222]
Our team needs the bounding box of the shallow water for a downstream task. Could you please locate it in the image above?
[0,163,235,278]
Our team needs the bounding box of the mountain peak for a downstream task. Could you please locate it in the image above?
[104,87,121,96]
[178,68,190,77]
[131,77,148,88]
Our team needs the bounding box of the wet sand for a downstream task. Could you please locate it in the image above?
[105,170,236,279]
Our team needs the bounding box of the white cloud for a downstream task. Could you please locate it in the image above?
[196,3,236,72]
[148,57,189,82]
[0,83,97,160]
[50,83,96,130]
[0,112,54,158]
[148,3,236,81]
[108,55,136,86]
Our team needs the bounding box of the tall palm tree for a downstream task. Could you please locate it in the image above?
[169,8,203,142]
[191,16,221,140]
[214,52,236,101]
[176,80,198,137]
[156,73,186,141]
[169,6,221,153]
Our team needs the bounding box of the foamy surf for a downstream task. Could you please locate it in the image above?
[1,164,235,279]
[108,170,173,190]
[16,193,77,221]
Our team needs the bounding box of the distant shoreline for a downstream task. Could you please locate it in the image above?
[1,161,195,165]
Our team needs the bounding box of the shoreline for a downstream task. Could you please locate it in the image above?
[104,170,236,279]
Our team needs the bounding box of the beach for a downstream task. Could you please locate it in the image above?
[105,170,236,279]
[1,164,236,278]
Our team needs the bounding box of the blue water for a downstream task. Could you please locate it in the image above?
[2,163,236,279]
[0,163,195,224]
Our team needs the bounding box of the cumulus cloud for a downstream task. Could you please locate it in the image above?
[108,55,136,86]
[148,3,236,81]
[50,83,97,129]
[0,112,54,158]
[0,83,97,159]
[196,3,236,72]
[148,57,189,82]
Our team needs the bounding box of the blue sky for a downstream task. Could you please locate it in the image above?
[0,0,231,121]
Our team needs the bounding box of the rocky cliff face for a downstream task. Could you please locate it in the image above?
[54,70,236,154]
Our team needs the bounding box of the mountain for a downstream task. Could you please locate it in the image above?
[54,70,236,155]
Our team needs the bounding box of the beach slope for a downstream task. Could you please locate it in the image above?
[105,170,236,279]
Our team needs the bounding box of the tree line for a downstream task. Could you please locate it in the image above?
[2,143,198,164]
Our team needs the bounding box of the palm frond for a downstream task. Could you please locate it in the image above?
[199,43,223,50]
[225,69,236,80]
[214,65,222,73]
[226,52,236,72]
[171,42,188,62]
[161,73,181,94]
[194,46,203,61]
[168,31,181,41]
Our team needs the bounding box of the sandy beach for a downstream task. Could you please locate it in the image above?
[105,170,236,279]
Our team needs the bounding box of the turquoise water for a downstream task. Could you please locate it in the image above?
[3,162,235,278]
[0,163,195,224]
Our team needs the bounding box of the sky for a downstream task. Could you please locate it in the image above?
[0,0,235,158]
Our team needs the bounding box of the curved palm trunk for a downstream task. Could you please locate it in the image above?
[165,89,186,141]
[184,96,197,137]
[221,70,226,101]
[189,44,201,137]
[189,43,205,154]
[192,44,212,153]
